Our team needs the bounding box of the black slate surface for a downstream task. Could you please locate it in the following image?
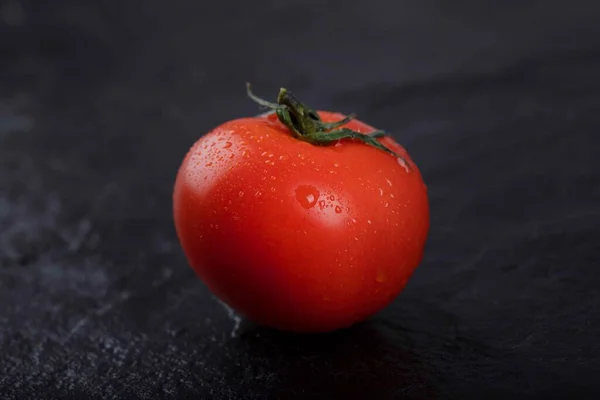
[1,1,600,398]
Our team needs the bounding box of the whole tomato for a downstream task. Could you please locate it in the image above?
[173,84,430,333]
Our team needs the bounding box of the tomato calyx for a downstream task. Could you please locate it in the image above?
[246,83,411,166]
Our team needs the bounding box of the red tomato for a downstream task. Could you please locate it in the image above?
[173,86,429,333]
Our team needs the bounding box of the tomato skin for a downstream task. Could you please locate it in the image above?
[173,111,429,333]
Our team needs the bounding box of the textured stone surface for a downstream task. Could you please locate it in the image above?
[1,1,599,398]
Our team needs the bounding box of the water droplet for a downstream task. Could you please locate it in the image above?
[255,191,262,198]
[261,151,268,156]
[390,194,395,198]
[295,185,320,209]
[238,191,244,197]
[328,195,335,201]
[279,155,288,161]
[352,218,357,223]
[367,220,372,224]
[397,157,409,172]
[354,236,359,241]
[375,268,386,283]
[379,188,384,196]
[223,141,232,149]
[335,205,342,214]
[333,163,339,167]
[318,200,326,210]
[385,178,393,187]
[384,202,389,208]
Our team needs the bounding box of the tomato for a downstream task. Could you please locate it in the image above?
[173,85,430,333]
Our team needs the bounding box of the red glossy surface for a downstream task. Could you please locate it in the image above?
[173,112,430,332]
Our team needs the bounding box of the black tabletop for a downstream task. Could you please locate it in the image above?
[2,1,600,399]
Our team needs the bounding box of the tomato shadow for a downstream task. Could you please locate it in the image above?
[236,320,439,400]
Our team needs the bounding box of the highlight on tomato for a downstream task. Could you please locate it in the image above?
[173,84,430,333]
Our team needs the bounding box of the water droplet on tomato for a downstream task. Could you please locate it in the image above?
[223,141,232,148]
[375,268,386,283]
[367,219,372,224]
[238,191,244,197]
[397,157,409,172]
[334,205,342,214]
[379,188,384,196]
[328,195,335,201]
[318,200,326,210]
[295,185,319,209]
[385,178,393,187]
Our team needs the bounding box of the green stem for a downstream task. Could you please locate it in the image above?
[246,83,411,168]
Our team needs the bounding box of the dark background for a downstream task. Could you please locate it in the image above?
[1,0,599,398]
